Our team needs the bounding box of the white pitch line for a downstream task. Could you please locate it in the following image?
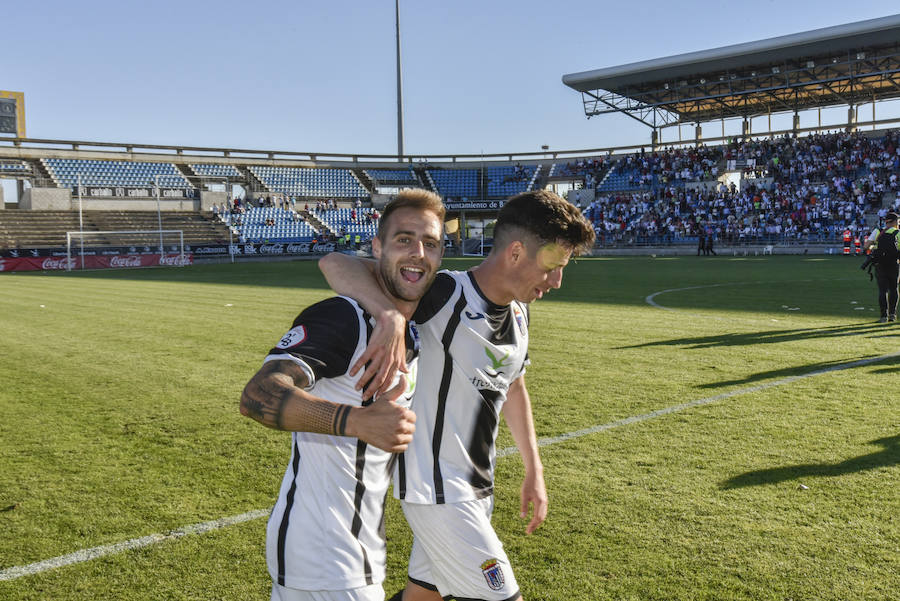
[500,350,900,457]
[0,509,270,582]
[4,350,899,582]
[645,277,858,314]
[645,282,741,311]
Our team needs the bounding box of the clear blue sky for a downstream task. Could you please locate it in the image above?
[3,1,899,156]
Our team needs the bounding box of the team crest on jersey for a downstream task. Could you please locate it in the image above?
[512,305,526,336]
[276,325,307,349]
[481,558,505,591]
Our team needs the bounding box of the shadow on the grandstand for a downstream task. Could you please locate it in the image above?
[617,323,893,350]
[695,354,900,390]
[720,434,900,490]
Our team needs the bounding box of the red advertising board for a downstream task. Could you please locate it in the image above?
[0,254,193,272]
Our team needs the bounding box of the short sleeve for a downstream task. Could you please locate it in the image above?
[266,297,361,382]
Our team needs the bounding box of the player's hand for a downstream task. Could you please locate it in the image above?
[345,396,416,453]
[376,379,407,404]
[350,310,407,400]
[520,468,548,534]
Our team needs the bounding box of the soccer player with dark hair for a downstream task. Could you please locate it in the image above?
[319,190,595,601]
[241,189,445,601]
[863,211,900,323]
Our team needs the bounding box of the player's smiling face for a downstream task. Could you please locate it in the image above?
[512,241,572,303]
[373,206,443,305]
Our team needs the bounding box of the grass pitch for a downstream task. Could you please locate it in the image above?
[1,256,898,600]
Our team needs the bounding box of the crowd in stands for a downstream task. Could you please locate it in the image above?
[580,129,900,246]
[556,156,615,189]
[209,194,380,247]
[502,163,531,183]
[199,129,900,249]
[212,196,370,218]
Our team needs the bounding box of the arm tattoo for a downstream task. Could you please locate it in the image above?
[332,404,352,436]
[242,359,351,435]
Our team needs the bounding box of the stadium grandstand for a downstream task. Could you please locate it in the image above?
[562,14,900,144]
[0,15,899,271]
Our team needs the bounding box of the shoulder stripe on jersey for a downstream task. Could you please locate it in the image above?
[431,292,468,504]
[276,437,302,586]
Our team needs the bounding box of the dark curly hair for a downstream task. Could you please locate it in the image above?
[492,190,595,256]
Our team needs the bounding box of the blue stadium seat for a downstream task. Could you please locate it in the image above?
[42,158,193,190]
[248,166,368,198]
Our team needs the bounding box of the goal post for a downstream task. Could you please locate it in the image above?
[66,230,186,271]
[460,235,485,257]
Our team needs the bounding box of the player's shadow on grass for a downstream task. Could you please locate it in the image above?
[696,354,900,389]
[720,435,900,489]
[617,322,887,350]
[870,355,900,374]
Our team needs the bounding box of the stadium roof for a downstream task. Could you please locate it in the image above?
[562,14,900,129]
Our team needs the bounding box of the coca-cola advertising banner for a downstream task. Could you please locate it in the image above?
[0,254,193,272]
[2,242,337,259]
[230,242,337,256]
[2,246,186,258]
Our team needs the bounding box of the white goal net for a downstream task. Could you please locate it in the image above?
[66,230,186,271]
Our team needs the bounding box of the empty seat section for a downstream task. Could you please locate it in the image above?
[428,169,479,198]
[190,164,241,178]
[42,158,193,190]
[248,166,368,198]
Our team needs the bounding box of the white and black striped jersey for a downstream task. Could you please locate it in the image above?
[395,270,529,505]
[262,296,419,591]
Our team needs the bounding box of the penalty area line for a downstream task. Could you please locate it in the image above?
[4,349,898,582]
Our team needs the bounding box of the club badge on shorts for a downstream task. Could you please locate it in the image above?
[481,558,505,591]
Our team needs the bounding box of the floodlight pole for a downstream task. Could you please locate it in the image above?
[77,173,84,270]
[225,179,234,264]
[154,175,163,256]
[395,0,404,160]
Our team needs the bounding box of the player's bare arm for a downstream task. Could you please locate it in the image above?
[240,359,416,452]
[319,252,408,397]
[502,375,548,534]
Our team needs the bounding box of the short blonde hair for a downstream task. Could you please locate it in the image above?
[377,189,446,241]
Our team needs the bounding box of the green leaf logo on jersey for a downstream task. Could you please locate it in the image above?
[404,363,417,395]
[484,347,510,377]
